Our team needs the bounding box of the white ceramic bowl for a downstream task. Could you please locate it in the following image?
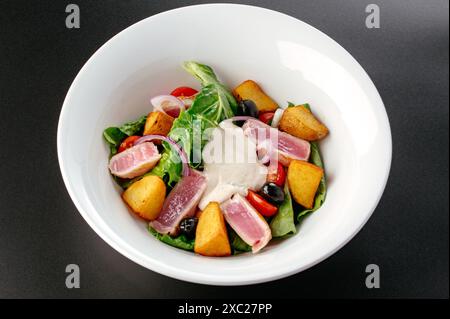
[57,4,391,285]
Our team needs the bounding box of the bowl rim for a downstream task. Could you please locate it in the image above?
[57,3,392,285]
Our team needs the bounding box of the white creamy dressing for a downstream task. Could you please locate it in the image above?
[198,121,268,210]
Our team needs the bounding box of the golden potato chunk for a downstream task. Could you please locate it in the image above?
[122,175,166,220]
[287,160,324,209]
[233,80,278,112]
[195,209,203,219]
[143,111,174,137]
[194,202,231,257]
[279,105,329,141]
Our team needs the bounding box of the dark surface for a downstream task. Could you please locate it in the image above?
[0,0,448,298]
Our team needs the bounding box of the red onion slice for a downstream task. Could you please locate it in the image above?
[151,95,185,118]
[134,135,190,176]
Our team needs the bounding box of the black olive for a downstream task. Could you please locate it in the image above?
[260,182,285,205]
[179,217,198,239]
[238,99,259,118]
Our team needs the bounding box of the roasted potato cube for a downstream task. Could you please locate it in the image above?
[287,160,324,209]
[279,105,329,141]
[122,175,166,220]
[195,209,203,219]
[143,111,174,137]
[194,202,231,257]
[233,80,278,112]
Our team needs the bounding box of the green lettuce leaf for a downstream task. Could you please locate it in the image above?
[151,111,193,185]
[103,115,147,156]
[148,226,194,251]
[287,101,310,109]
[151,61,237,186]
[182,61,218,86]
[228,228,252,254]
[284,102,327,222]
[118,115,147,136]
[295,103,327,221]
[103,127,127,156]
[112,171,154,190]
[270,183,296,237]
[296,141,327,221]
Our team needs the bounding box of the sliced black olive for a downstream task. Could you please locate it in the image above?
[238,99,259,118]
[260,182,285,205]
[179,217,198,239]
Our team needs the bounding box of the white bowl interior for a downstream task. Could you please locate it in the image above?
[58,4,391,285]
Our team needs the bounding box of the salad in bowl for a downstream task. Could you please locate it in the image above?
[104,61,329,256]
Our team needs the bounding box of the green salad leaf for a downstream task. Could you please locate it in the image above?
[148,226,195,251]
[151,111,193,185]
[270,183,296,237]
[103,127,126,147]
[295,103,327,222]
[189,84,236,123]
[151,61,237,186]
[296,141,327,221]
[283,102,327,222]
[103,115,147,156]
[184,61,238,116]
[287,101,310,109]
[118,115,147,136]
[229,228,252,254]
[182,61,218,86]
[103,127,127,156]
[112,172,153,190]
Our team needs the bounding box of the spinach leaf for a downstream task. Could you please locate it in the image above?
[270,183,296,237]
[182,61,218,86]
[296,102,327,221]
[151,62,237,186]
[103,127,127,156]
[112,176,135,189]
[285,102,327,222]
[151,151,182,186]
[118,115,147,136]
[296,141,327,221]
[188,84,236,123]
[183,61,237,120]
[287,101,310,109]
[148,226,195,251]
[151,111,217,185]
[103,115,147,156]
[151,111,193,185]
[113,171,154,190]
[229,228,252,254]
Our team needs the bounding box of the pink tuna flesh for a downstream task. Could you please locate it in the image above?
[242,118,310,166]
[150,169,207,235]
[221,194,272,253]
[109,142,161,179]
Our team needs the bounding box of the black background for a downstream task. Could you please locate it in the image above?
[0,0,448,298]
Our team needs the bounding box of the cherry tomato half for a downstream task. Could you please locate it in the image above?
[258,112,275,125]
[118,135,140,153]
[170,86,198,98]
[246,190,278,217]
[267,162,286,187]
